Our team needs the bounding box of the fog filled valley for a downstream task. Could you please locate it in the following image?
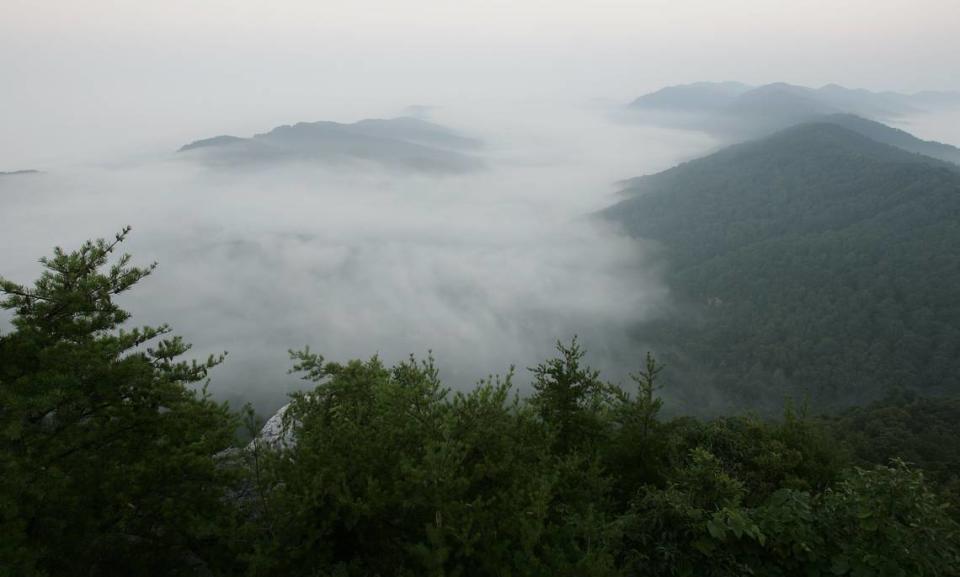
[5,1,960,575]
[5,97,960,415]
[1,103,722,415]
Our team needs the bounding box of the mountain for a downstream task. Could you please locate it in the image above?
[901,90,960,109]
[821,114,960,165]
[178,117,483,173]
[814,83,921,118]
[726,83,839,124]
[629,81,752,111]
[604,122,960,412]
[0,169,41,177]
[179,135,246,151]
[343,117,481,150]
[627,82,960,140]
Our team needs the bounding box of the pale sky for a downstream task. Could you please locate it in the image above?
[2,0,959,167]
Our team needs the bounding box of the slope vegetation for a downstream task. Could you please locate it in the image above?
[605,122,960,410]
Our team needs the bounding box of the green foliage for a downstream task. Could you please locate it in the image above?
[239,349,618,576]
[529,337,616,454]
[603,351,671,499]
[828,391,960,517]
[0,229,240,576]
[615,451,960,577]
[235,342,959,576]
[735,463,960,577]
[3,234,959,575]
[606,122,960,411]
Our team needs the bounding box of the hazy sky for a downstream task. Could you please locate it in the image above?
[2,0,958,167]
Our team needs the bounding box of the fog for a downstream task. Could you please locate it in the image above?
[0,102,717,412]
[4,102,959,414]
[889,108,960,147]
[4,0,959,413]
[4,0,959,167]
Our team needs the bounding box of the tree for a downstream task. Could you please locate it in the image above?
[629,351,665,441]
[603,352,670,501]
[0,228,240,576]
[529,337,613,455]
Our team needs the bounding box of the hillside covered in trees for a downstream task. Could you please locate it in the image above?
[1,231,959,576]
[604,121,960,412]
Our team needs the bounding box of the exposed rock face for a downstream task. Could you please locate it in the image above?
[214,404,297,469]
[248,404,296,450]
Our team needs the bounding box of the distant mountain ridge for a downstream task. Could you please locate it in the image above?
[628,81,960,142]
[604,121,960,411]
[0,169,41,177]
[178,117,483,173]
[630,81,752,111]
[821,114,960,165]
[631,81,960,116]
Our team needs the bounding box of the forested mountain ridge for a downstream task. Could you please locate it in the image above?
[605,122,960,411]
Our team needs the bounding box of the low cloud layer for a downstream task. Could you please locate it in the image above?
[5,100,959,414]
[0,104,716,412]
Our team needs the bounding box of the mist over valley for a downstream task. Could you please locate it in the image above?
[4,92,960,415]
[2,103,719,413]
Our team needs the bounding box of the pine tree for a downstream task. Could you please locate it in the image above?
[0,228,239,576]
[529,337,611,454]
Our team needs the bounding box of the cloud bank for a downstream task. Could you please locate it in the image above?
[0,104,714,412]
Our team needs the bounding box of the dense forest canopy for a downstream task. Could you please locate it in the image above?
[604,121,960,412]
[1,232,959,575]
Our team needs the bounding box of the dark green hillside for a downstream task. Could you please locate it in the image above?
[605,122,960,411]
[828,392,960,515]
